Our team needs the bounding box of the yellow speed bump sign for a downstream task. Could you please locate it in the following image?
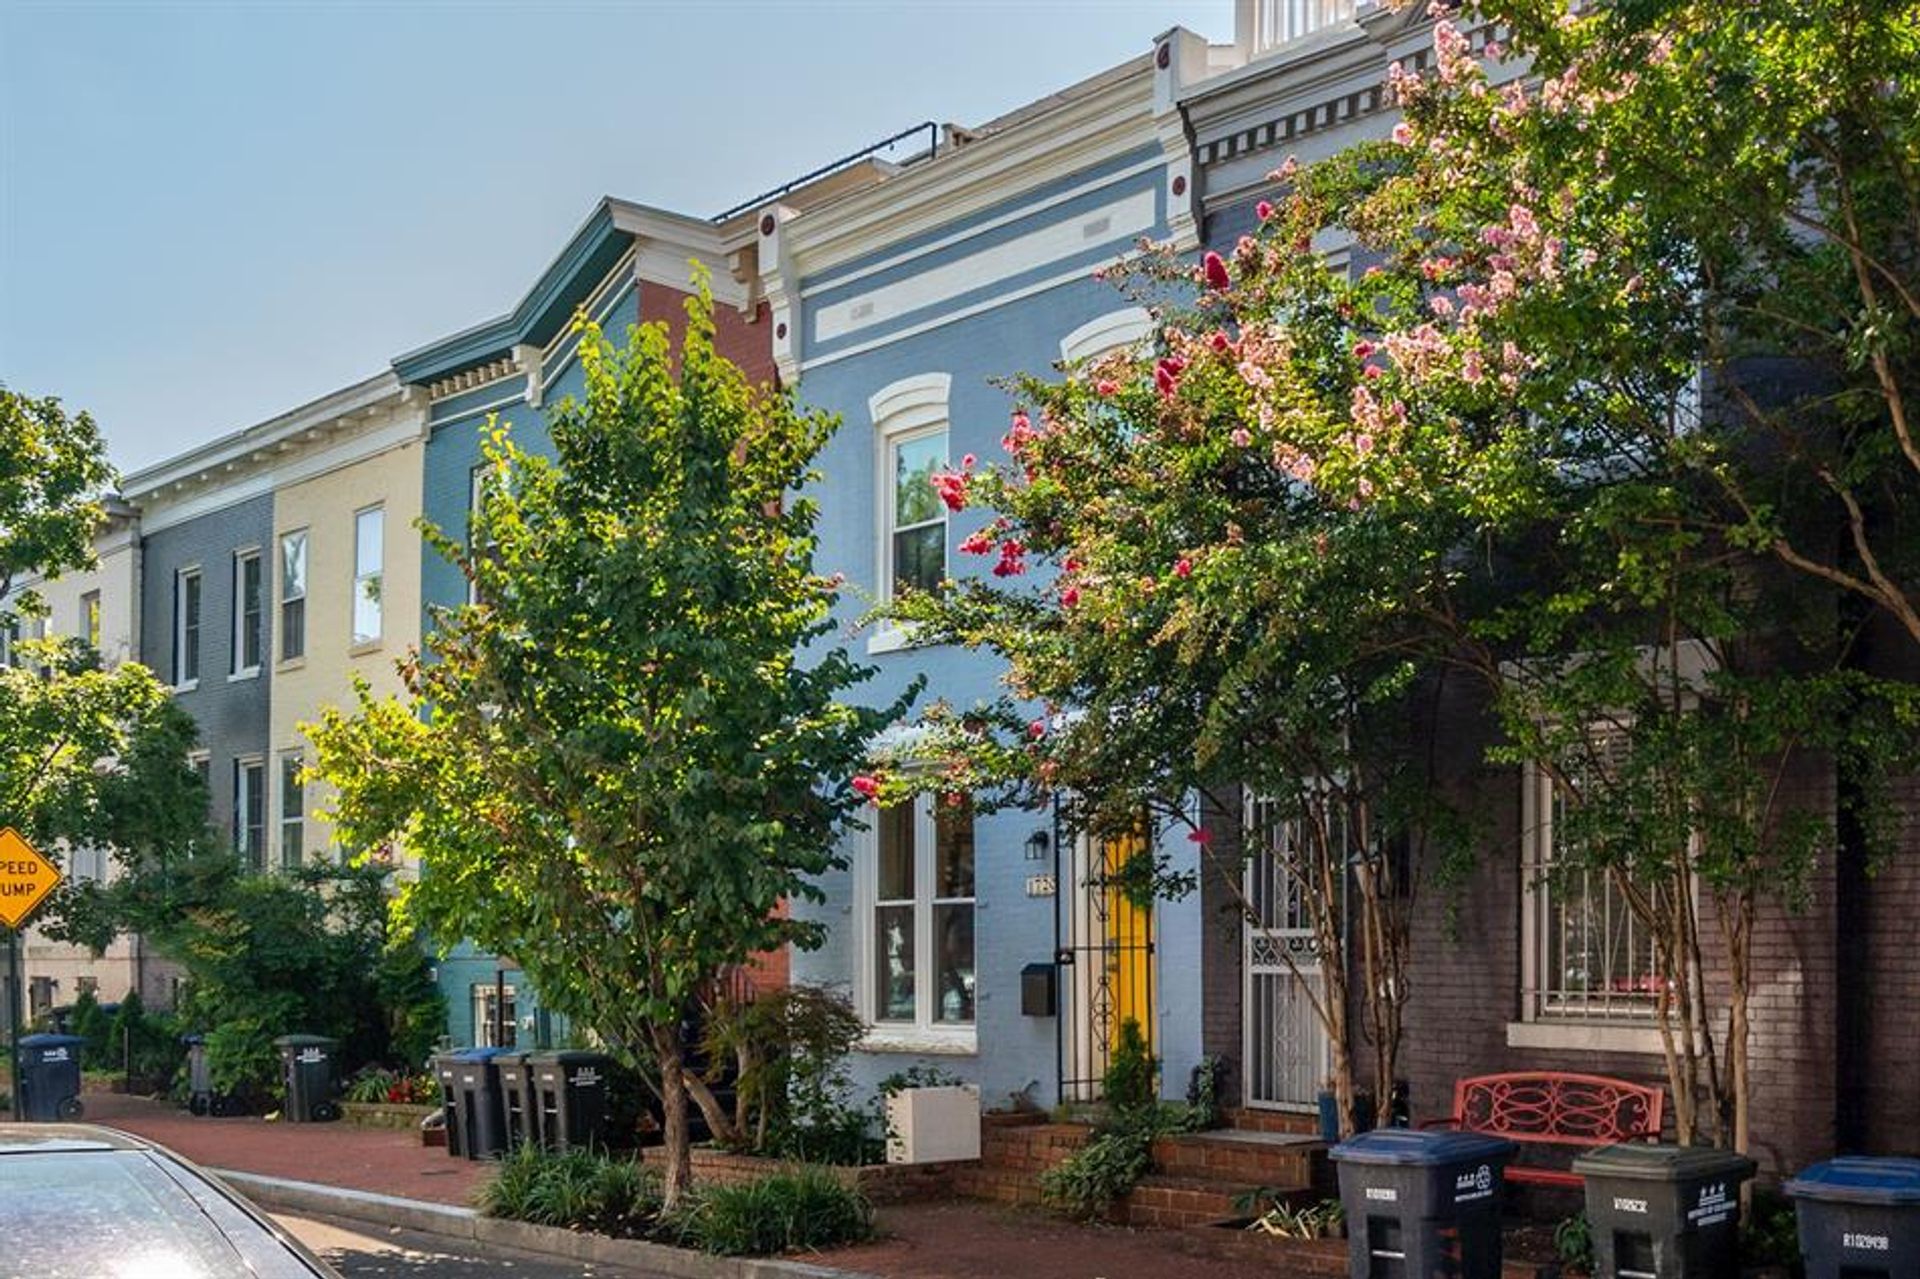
[0,827,61,929]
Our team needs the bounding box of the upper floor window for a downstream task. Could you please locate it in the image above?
[80,591,101,653]
[232,549,263,676]
[353,506,384,645]
[869,793,976,1030]
[1059,307,1154,365]
[869,374,953,605]
[1521,730,1661,1023]
[280,530,308,662]
[174,568,202,687]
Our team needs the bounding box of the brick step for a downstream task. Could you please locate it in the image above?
[1151,1129,1322,1187]
[1123,1173,1253,1228]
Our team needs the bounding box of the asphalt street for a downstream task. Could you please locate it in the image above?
[275,1214,667,1279]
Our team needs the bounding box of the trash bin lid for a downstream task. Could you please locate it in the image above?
[1573,1143,1757,1183]
[17,1034,87,1048]
[1786,1157,1920,1206]
[272,1034,338,1049]
[450,1046,512,1062]
[1331,1128,1518,1165]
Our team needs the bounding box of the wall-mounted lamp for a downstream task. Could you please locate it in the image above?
[1025,829,1051,861]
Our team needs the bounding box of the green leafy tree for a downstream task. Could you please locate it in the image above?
[308,287,906,1206]
[0,388,115,613]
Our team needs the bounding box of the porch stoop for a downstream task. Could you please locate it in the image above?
[957,1114,1328,1228]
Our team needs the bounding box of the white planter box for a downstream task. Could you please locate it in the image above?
[884,1084,981,1164]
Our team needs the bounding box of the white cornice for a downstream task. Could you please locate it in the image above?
[780,55,1164,284]
[121,372,410,502]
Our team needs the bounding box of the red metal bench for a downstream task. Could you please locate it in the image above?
[1426,1071,1666,1188]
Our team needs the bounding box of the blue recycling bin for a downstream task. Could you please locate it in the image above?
[16,1033,87,1121]
[1786,1157,1920,1279]
[1332,1127,1518,1279]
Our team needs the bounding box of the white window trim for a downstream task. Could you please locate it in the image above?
[233,755,266,869]
[278,528,308,665]
[853,792,977,1054]
[352,504,385,647]
[277,749,305,870]
[230,547,263,680]
[1058,307,1153,364]
[173,565,203,691]
[868,373,951,655]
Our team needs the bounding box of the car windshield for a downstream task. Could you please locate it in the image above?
[0,1149,273,1279]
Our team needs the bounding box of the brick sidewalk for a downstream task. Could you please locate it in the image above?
[78,1092,489,1207]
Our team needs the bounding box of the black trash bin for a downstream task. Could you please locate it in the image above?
[1574,1143,1756,1279]
[447,1047,510,1161]
[273,1034,340,1123]
[494,1051,538,1150]
[527,1050,614,1151]
[1332,1127,1517,1279]
[1786,1156,1920,1279]
[430,1052,466,1157]
[15,1033,86,1121]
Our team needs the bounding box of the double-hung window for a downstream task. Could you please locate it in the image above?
[1521,728,1661,1023]
[232,550,263,676]
[278,751,305,868]
[353,506,383,645]
[280,530,308,661]
[869,794,976,1034]
[174,568,202,687]
[234,758,266,870]
[887,431,947,600]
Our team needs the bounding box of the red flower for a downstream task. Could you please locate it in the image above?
[992,539,1028,577]
[1210,331,1234,354]
[1173,557,1193,579]
[1155,356,1187,399]
[959,529,995,556]
[1256,200,1275,221]
[1095,379,1120,397]
[851,775,880,801]
[1202,251,1232,291]
[1061,585,1081,608]
[1189,828,1213,845]
[1028,719,1047,740]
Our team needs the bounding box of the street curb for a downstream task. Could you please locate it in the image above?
[216,1169,883,1279]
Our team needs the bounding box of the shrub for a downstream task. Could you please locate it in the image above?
[1038,1108,1162,1219]
[678,1167,873,1256]
[1102,1018,1155,1115]
[476,1145,659,1237]
[1554,1212,1594,1273]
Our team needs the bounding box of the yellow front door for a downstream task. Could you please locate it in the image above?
[1100,831,1153,1057]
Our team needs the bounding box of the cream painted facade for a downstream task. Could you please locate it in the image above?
[10,503,179,1015]
[267,403,426,871]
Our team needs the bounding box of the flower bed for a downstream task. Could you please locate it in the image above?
[339,1100,437,1131]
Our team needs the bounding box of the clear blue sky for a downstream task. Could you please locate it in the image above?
[1,0,1231,476]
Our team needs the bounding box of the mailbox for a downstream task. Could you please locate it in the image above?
[1021,962,1056,1017]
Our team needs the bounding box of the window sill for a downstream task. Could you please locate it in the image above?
[277,656,307,672]
[173,680,200,695]
[1505,1020,1671,1056]
[867,622,928,655]
[349,639,383,657]
[228,667,261,683]
[857,1027,978,1057]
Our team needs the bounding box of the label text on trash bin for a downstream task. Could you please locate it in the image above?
[572,1067,601,1087]
[1364,1187,1398,1202]
[297,1048,325,1064]
[1844,1233,1891,1251]
[1453,1164,1496,1203]
[1686,1181,1732,1227]
[39,1047,70,1064]
[1613,1197,1649,1214]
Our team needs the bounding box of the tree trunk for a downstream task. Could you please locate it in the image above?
[684,1070,740,1148]
[649,1021,693,1209]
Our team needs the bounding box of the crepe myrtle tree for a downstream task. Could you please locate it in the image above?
[308,286,910,1206]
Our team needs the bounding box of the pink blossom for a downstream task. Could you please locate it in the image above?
[961,453,976,469]
[1256,200,1275,221]
[1483,39,1504,59]
[1391,121,1415,146]
[930,470,969,512]
[959,529,995,556]
[1461,348,1485,384]
[1173,557,1193,579]
[1231,427,1252,448]
[851,775,880,801]
[1202,252,1232,291]
[1028,719,1046,740]
[1061,585,1081,608]
[1211,331,1234,354]
[1508,203,1540,242]
[1238,360,1274,390]
[1188,828,1213,845]
[1155,356,1187,399]
[1352,339,1376,359]
[1363,363,1384,380]
[1355,432,1376,456]
[1095,379,1120,397]
[1269,156,1299,181]
[992,539,1028,578]
[1429,294,1456,318]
